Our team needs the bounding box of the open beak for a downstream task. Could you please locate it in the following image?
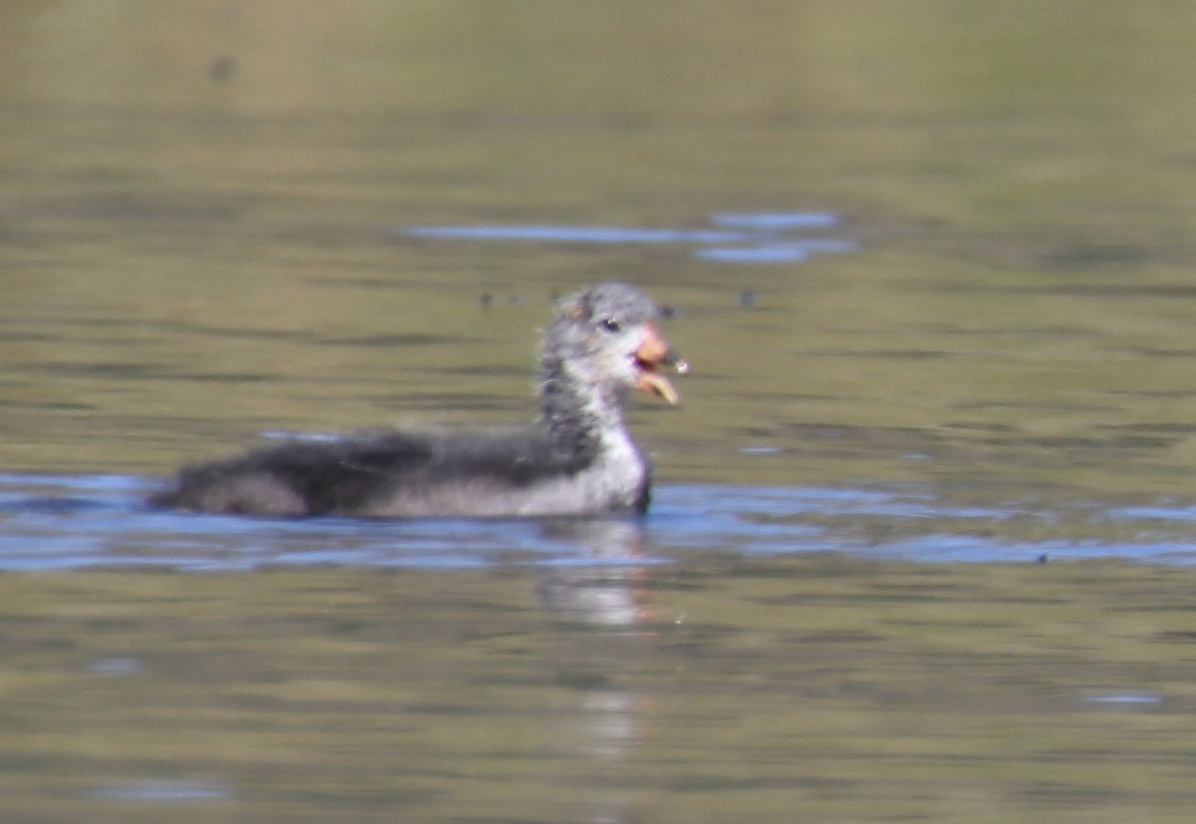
[633,322,687,405]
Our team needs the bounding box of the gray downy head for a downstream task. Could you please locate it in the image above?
[538,282,681,446]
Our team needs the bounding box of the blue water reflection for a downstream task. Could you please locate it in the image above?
[86,779,232,803]
[401,212,857,265]
[0,474,1194,570]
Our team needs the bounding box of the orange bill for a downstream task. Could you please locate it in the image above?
[633,323,686,405]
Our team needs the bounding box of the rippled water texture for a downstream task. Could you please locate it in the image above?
[8,2,1196,822]
[8,474,1196,570]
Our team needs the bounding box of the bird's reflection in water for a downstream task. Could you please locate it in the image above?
[535,518,655,627]
[534,518,660,823]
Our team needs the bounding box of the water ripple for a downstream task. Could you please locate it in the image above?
[400,212,857,265]
[0,475,1193,570]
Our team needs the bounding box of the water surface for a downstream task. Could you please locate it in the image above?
[6,1,1196,822]
[6,474,1196,570]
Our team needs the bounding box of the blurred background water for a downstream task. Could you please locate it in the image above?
[6,2,1196,822]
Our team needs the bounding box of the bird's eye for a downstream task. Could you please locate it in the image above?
[599,318,621,333]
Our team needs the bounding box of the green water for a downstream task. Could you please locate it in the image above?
[5,561,1196,823]
[4,4,1196,501]
[4,1,1196,821]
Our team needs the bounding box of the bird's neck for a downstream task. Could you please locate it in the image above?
[538,356,627,461]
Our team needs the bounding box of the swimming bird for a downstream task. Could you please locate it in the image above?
[150,281,685,518]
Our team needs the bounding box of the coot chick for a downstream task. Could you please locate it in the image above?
[151,282,685,518]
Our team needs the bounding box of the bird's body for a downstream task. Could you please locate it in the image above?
[151,282,683,518]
